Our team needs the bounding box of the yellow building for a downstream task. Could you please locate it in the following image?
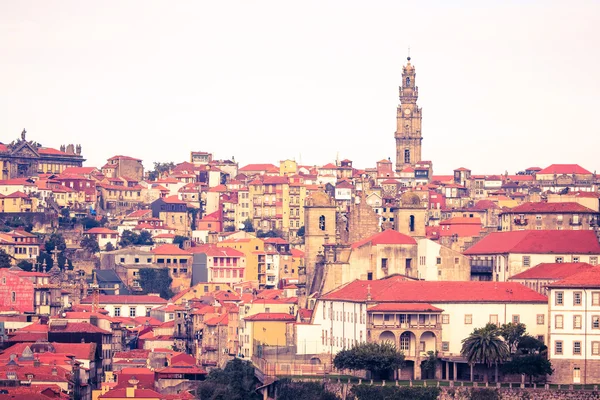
[218,237,264,284]
[241,312,295,358]
[248,176,306,239]
[279,159,297,176]
[170,282,233,305]
[1,191,37,212]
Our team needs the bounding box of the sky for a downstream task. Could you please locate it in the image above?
[1,1,599,175]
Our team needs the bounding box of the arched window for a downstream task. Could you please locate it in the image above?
[404,149,410,164]
[409,215,415,232]
[406,77,410,86]
[319,215,326,231]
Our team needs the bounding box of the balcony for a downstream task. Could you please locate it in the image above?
[369,321,440,330]
[470,259,494,274]
[570,217,582,226]
[513,218,528,226]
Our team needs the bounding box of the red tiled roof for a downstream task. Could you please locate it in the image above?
[509,262,594,280]
[244,313,296,321]
[205,314,228,325]
[441,217,482,225]
[239,163,277,172]
[189,244,244,257]
[321,278,547,303]
[107,155,142,162]
[464,230,600,255]
[537,164,592,175]
[99,388,162,398]
[85,227,118,235]
[508,202,596,214]
[81,295,168,305]
[291,248,305,257]
[151,244,191,256]
[351,229,416,249]
[367,303,443,312]
[49,322,110,334]
[161,195,187,204]
[547,266,600,288]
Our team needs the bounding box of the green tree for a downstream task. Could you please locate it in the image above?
[173,235,189,249]
[499,322,527,354]
[45,233,67,254]
[42,233,69,269]
[420,350,439,379]
[296,226,305,237]
[136,230,154,245]
[119,230,153,247]
[241,218,254,232]
[195,359,261,400]
[0,249,13,268]
[81,235,101,254]
[224,225,236,232]
[148,161,175,181]
[333,341,405,380]
[105,242,115,251]
[79,217,100,230]
[138,268,174,299]
[17,260,33,271]
[502,354,553,385]
[276,379,337,400]
[461,325,510,382]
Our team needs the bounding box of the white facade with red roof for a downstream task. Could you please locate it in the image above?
[547,266,600,384]
[463,230,600,281]
[298,276,547,380]
[84,227,119,249]
[535,164,595,192]
[80,294,167,318]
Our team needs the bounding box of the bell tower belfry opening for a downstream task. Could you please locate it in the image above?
[395,56,423,172]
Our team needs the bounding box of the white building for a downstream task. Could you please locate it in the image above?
[83,227,119,250]
[297,276,547,380]
[80,294,168,318]
[547,266,600,384]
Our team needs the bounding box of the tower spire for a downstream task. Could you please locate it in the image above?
[407,46,411,61]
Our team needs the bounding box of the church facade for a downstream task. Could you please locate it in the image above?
[0,129,85,179]
[395,57,423,172]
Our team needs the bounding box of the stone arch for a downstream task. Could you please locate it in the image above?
[399,331,417,357]
[310,357,321,365]
[379,330,396,344]
[419,331,437,355]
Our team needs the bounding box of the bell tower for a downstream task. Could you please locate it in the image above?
[395,56,423,172]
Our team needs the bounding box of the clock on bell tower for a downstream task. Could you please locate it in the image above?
[394,56,423,172]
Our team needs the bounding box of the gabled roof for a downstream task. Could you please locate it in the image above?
[80,295,167,305]
[239,163,277,172]
[367,303,443,312]
[507,202,596,214]
[244,313,295,321]
[351,229,416,249]
[547,266,600,288]
[537,164,592,175]
[321,279,547,303]
[151,244,191,256]
[509,262,594,280]
[464,230,600,255]
[84,227,118,235]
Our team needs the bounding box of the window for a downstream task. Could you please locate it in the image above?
[593,316,600,329]
[573,341,582,355]
[114,307,121,317]
[591,256,598,266]
[381,258,388,269]
[555,291,564,305]
[134,258,139,263]
[555,257,564,263]
[512,315,520,324]
[573,256,580,262]
[593,292,600,306]
[146,308,152,317]
[436,257,441,265]
[464,314,473,324]
[574,292,582,306]
[442,314,449,324]
[536,314,545,325]
[404,149,410,164]
[574,315,582,329]
[129,307,136,317]
[522,256,530,267]
[555,341,563,355]
[442,342,449,352]
[11,292,16,302]
[593,342,600,355]
[319,215,326,231]
[120,257,125,263]
[489,314,498,325]
[454,257,459,264]
[555,315,564,329]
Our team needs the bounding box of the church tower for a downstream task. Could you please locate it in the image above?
[395,56,423,172]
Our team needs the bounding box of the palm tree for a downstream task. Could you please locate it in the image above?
[461,324,510,382]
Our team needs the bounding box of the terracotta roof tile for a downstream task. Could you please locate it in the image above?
[509,262,594,280]
[244,313,295,321]
[351,229,416,249]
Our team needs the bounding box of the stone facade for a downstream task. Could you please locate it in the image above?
[395,57,423,171]
[551,358,600,385]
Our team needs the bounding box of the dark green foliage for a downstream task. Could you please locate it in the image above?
[470,388,500,400]
[224,225,236,232]
[0,249,12,268]
[241,218,254,232]
[40,233,69,269]
[81,235,100,254]
[502,354,553,384]
[296,225,305,237]
[17,260,33,271]
[45,233,67,253]
[79,217,101,230]
[173,235,189,249]
[333,341,405,380]
[138,268,174,299]
[148,162,175,181]
[188,207,199,231]
[276,379,337,400]
[420,351,438,379]
[195,359,261,400]
[461,325,510,367]
[119,230,154,247]
[256,229,284,238]
[105,242,115,251]
[498,323,526,354]
[350,385,440,400]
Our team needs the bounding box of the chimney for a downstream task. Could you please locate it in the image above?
[126,377,139,398]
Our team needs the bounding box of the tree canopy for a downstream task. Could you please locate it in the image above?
[0,249,12,269]
[80,235,100,254]
[137,268,174,299]
[119,230,154,247]
[148,162,175,181]
[194,359,260,400]
[241,218,254,232]
[276,379,337,400]
[461,325,510,367]
[333,341,405,380]
[173,235,189,249]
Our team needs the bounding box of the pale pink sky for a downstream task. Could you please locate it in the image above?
[1,1,599,174]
